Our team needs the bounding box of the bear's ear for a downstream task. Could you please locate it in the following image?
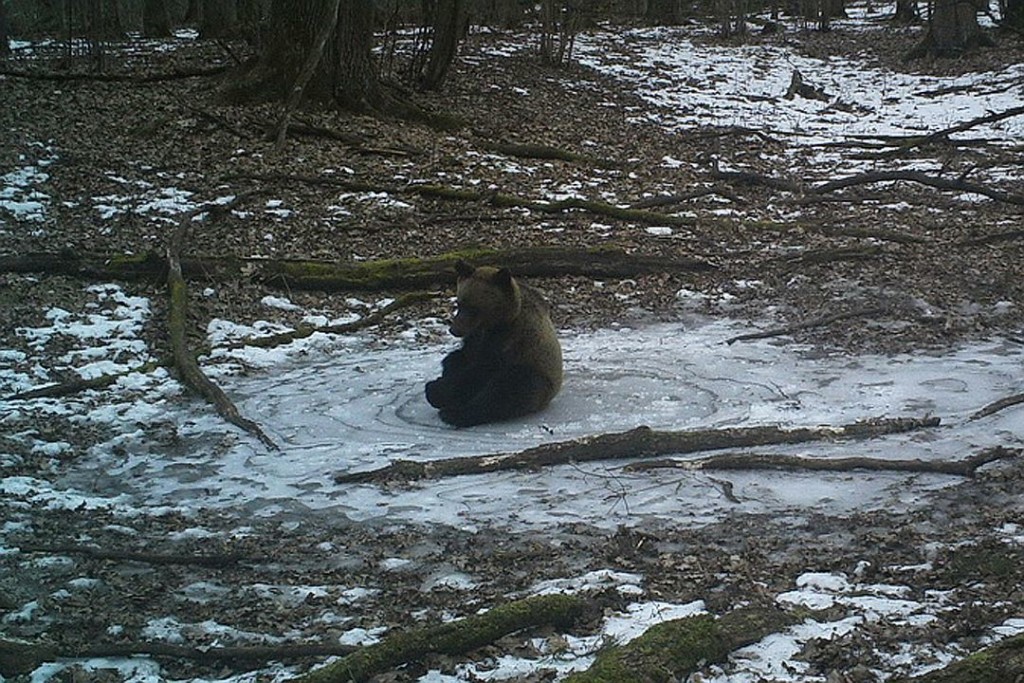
[494,267,515,291]
[455,259,475,279]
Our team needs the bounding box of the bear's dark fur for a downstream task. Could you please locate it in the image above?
[425,260,563,427]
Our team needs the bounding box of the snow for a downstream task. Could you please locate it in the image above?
[4,5,1024,681]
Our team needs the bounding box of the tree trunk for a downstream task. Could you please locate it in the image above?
[142,0,172,37]
[418,0,465,90]
[0,0,10,58]
[893,0,920,22]
[200,0,238,38]
[646,0,682,24]
[227,0,422,117]
[1005,0,1024,28]
[909,0,992,57]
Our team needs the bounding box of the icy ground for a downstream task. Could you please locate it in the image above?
[2,286,1024,682]
[2,287,1022,531]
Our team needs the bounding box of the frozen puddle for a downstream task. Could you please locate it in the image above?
[34,317,1022,531]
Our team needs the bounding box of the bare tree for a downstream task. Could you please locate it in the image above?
[143,0,172,37]
[417,0,467,90]
[201,0,237,38]
[0,0,10,58]
[228,0,410,115]
[909,0,993,56]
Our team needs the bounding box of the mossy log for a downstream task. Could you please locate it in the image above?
[335,416,941,483]
[165,211,278,450]
[291,593,586,683]
[891,633,1024,682]
[0,246,715,292]
[565,606,794,683]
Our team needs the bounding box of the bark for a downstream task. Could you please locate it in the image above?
[565,607,793,683]
[335,417,941,483]
[909,0,992,57]
[418,0,466,90]
[0,0,10,58]
[272,0,342,150]
[627,446,1020,477]
[166,208,278,450]
[291,594,586,683]
[200,0,238,38]
[0,246,715,291]
[142,0,172,37]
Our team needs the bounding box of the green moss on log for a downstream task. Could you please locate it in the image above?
[566,607,793,683]
[293,593,585,683]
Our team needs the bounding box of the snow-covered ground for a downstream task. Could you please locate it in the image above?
[3,4,1024,681]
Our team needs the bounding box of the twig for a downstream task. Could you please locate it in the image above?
[724,306,888,345]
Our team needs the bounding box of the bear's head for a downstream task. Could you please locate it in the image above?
[449,259,523,337]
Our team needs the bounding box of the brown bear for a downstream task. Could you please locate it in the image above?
[425,260,563,427]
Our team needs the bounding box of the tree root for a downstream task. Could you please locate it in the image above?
[291,593,586,683]
[625,446,1019,477]
[335,416,941,483]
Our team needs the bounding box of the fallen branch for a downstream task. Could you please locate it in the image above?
[779,244,885,268]
[711,167,802,193]
[625,446,1019,476]
[15,542,242,567]
[166,205,278,450]
[723,306,888,344]
[291,593,586,683]
[873,104,1024,158]
[0,246,716,291]
[0,637,354,677]
[228,171,699,228]
[475,140,617,168]
[566,606,793,683]
[628,186,740,209]
[4,359,165,401]
[335,417,941,483]
[971,392,1024,420]
[810,170,1024,205]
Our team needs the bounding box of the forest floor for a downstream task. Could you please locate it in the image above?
[2,9,1024,683]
